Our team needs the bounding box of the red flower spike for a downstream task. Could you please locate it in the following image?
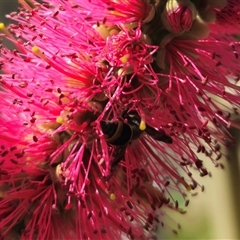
[0,0,240,239]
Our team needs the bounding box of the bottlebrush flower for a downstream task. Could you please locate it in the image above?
[0,0,240,239]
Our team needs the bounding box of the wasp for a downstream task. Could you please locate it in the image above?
[100,111,172,177]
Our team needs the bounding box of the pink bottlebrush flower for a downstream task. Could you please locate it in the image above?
[73,0,154,24]
[1,0,240,239]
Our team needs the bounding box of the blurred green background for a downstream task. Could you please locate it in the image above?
[1,1,240,239]
[159,140,240,239]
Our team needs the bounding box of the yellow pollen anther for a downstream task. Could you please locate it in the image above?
[56,116,64,124]
[0,191,3,198]
[32,46,50,64]
[110,193,116,200]
[139,120,146,131]
[120,54,129,64]
[32,46,49,62]
[32,46,40,53]
[0,23,14,39]
[186,185,191,192]
[0,23,6,31]
[0,22,26,53]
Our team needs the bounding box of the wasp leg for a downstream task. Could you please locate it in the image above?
[102,145,127,181]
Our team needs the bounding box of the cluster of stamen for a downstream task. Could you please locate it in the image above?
[0,0,240,239]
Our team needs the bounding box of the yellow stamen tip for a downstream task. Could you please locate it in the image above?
[56,116,64,124]
[186,185,191,192]
[0,23,5,30]
[0,191,3,198]
[110,193,116,200]
[32,46,41,54]
[32,46,47,61]
[139,121,146,131]
[120,54,129,64]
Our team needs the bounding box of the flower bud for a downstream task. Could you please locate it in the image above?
[161,0,197,34]
[196,0,227,23]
